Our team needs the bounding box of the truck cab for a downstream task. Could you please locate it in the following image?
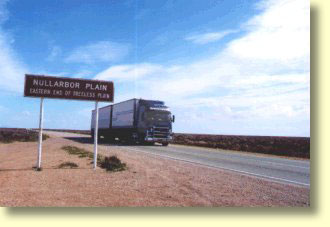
[137,100,174,146]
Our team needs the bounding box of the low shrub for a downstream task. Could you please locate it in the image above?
[0,128,49,143]
[61,146,101,161]
[99,156,127,172]
[61,146,126,172]
[171,133,310,158]
[58,162,79,169]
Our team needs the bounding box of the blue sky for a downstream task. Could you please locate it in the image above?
[0,0,310,136]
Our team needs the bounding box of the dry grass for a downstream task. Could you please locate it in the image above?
[99,156,126,172]
[172,133,310,158]
[62,145,96,159]
[0,128,49,143]
[58,162,79,169]
[61,145,126,172]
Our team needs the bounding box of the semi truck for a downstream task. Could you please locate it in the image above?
[91,98,175,146]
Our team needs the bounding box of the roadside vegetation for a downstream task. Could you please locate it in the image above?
[13,127,310,159]
[62,145,98,159]
[58,161,79,169]
[43,129,90,135]
[172,133,310,158]
[0,128,49,144]
[61,145,126,172]
[99,156,126,172]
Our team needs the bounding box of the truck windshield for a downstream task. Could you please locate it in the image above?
[146,111,171,122]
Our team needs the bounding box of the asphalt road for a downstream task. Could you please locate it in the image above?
[48,131,310,188]
[114,144,310,187]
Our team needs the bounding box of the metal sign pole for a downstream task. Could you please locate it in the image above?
[24,74,114,171]
[93,101,99,169]
[37,97,44,170]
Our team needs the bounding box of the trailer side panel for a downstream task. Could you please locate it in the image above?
[112,99,136,128]
[91,105,112,129]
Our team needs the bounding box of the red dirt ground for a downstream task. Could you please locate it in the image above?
[0,132,309,207]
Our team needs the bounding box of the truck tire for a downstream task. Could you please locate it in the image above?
[105,135,115,143]
[91,130,101,141]
[91,130,94,140]
[142,141,154,146]
[162,142,169,146]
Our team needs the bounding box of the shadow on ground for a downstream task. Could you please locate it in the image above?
[64,136,162,147]
[0,167,91,172]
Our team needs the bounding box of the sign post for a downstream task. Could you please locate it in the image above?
[93,101,99,169]
[37,97,44,170]
[24,74,114,171]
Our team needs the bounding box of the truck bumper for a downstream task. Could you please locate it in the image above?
[144,126,172,143]
[145,136,172,143]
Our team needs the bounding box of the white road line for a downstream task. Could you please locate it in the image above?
[170,144,310,166]
[150,146,310,170]
[259,160,309,170]
[117,146,310,188]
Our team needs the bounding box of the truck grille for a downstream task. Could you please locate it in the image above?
[151,126,170,138]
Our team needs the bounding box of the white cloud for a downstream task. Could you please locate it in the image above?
[0,1,28,93]
[78,107,93,118]
[94,0,310,136]
[65,41,129,64]
[95,63,163,81]
[229,0,309,64]
[185,30,237,44]
[0,0,8,23]
[46,45,62,61]
[22,110,31,116]
[0,0,310,135]
[0,105,8,112]
[34,71,69,77]
[71,69,94,78]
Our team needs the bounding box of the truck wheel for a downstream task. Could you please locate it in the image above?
[105,135,115,143]
[138,138,147,145]
[91,130,101,141]
[162,142,169,146]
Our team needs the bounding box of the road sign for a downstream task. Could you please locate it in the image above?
[24,74,114,102]
[24,74,114,170]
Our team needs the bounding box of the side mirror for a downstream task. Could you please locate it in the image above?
[172,115,175,123]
